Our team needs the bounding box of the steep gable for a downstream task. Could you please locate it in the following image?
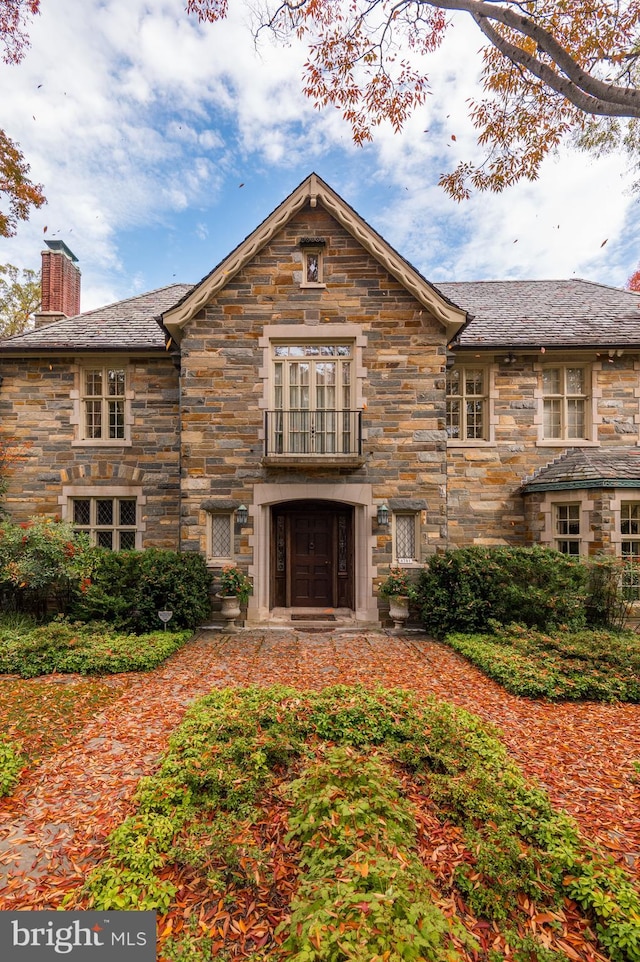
[162,173,467,343]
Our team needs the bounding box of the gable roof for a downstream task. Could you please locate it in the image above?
[521,448,640,492]
[438,279,640,350]
[0,284,192,353]
[162,172,468,343]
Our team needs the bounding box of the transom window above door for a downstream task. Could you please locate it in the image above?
[266,342,362,458]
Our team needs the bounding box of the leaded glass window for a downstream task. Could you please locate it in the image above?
[72,496,137,550]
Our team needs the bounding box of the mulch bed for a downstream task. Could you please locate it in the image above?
[0,629,638,915]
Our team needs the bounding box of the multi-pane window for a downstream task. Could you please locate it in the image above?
[555,503,581,555]
[72,497,137,550]
[395,514,417,564]
[271,343,355,454]
[446,366,487,441]
[542,367,588,440]
[210,514,232,560]
[82,367,126,440]
[620,502,640,599]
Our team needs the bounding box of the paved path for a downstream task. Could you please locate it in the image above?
[1,629,639,907]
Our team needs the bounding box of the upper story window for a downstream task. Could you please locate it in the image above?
[299,239,326,287]
[542,366,589,441]
[446,365,488,441]
[82,365,127,441]
[269,342,358,455]
[555,503,581,555]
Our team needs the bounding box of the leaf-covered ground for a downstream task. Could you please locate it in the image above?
[0,629,638,955]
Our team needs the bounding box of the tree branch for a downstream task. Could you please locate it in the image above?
[425,0,640,115]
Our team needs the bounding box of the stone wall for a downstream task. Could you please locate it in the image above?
[0,355,180,548]
[446,354,640,548]
[178,204,449,569]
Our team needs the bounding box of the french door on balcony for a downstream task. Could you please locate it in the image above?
[271,343,354,454]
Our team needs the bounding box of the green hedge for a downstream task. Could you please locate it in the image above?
[418,546,594,639]
[445,625,640,701]
[0,619,193,677]
[70,549,212,632]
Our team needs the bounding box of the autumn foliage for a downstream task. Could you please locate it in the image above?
[0,0,45,235]
[188,0,640,196]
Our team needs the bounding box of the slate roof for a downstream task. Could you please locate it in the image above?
[0,284,192,352]
[521,448,640,492]
[2,271,640,356]
[437,279,640,349]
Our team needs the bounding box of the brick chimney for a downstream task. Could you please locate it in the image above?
[34,240,81,328]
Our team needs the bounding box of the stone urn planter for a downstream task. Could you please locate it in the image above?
[217,594,242,631]
[388,594,410,632]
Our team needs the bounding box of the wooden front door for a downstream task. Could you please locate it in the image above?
[290,513,333,606]
[271,501,353,608]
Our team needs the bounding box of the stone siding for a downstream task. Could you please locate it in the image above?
[178,206,448,571]
[447,354,640,550]
[0,355,180,548]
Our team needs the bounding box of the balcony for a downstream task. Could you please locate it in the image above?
[263,410,365,467]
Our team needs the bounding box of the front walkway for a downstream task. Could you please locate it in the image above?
[1,628,639,908]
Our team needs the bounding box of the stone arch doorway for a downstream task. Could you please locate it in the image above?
[271,500,353,609]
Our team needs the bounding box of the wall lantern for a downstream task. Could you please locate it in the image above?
[236,504,249,525]
[377,504,389,526]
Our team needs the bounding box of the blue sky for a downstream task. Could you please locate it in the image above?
[1,0,639,313]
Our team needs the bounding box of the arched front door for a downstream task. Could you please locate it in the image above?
[271,500,354,608]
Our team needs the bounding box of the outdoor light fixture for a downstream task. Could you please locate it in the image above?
[503,352,517,365]
[236,504,248,525]
[377,504,389,526]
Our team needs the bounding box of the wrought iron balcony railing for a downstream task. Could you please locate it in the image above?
[264,409,363,458]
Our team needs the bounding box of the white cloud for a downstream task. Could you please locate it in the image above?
[0,0,638,311]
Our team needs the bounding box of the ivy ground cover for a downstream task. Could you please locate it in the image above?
[77,685,640,962]
[444,626,640,701]
[0,631,639,960]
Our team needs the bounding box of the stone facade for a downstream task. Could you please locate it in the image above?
[0,355,181,549]
[2,173,640,626]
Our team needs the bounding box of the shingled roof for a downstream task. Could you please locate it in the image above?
[521,448,640,492]
[0,284,192,352]
[2,270,640,356]
[438,279,640,349]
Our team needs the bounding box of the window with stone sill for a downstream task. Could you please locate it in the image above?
[208,513,233,563]
[79,364,129,443]
[542,366,590,442]
[299,241,325,287]
[393,513,418,564]
[71,496,138,550]
[269,341,356,455]
[446,365,488,442]
[554,503,581,555]
[620,501,640,600]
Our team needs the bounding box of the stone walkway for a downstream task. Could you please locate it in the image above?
[1,628,639,907]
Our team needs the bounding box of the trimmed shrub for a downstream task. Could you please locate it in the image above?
[70,549,211,632]
[0,516,91,617]
[418,546,589,639]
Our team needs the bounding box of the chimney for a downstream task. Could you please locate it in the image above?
[34,240,81,328]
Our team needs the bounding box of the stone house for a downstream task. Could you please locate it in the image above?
[2,173,640,626]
